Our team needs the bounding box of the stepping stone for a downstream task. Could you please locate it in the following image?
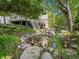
[20,46,41,59]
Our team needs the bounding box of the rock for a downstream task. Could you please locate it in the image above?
[18,44,31,50]
[20,46,41,59]
[48,29,55,37]
[20,36,27,43]
[41,52,52,59]
[21,44,31,49]
[48,47,54,52]
[40,38,48,48]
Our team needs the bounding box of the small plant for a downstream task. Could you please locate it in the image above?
[53,34,63,59]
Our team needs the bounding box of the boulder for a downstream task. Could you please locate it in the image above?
[18,44,31,50]
[20,46,41,59]
[41,52,52,59]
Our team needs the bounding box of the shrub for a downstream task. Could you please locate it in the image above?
[0,24,35,35]
[0,34,20,59]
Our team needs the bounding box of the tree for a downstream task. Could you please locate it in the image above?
[57,0,79,31]
[43,0,79,32]
[0,0,43,19]
[52,0,73,31]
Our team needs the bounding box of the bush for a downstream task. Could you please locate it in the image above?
[0,24,35,35]
[0,34,20,59]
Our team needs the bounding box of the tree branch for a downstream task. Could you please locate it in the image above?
[57,0,67,11]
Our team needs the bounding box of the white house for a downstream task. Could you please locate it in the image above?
[0,16,10,24]
[0,14,49,29]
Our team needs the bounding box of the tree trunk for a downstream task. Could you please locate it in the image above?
[3,16,6,24]
[58,0,73,31]
[66,1,73,32]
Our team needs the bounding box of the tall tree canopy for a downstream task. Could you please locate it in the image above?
[0,0,43,19]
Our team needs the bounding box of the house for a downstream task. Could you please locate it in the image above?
[0,16,10,24]
[0,14,49,29]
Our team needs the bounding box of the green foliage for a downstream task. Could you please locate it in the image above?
[54,14,67,30]
[71,32,79,49]
[53,33,79,59]
[48,12,67,31]
[48,37,54,47]
[48,12,55,28]
[54,34,63,50]
[0,0,43,19]
[0,24,35,35]
[0,34,20,58]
